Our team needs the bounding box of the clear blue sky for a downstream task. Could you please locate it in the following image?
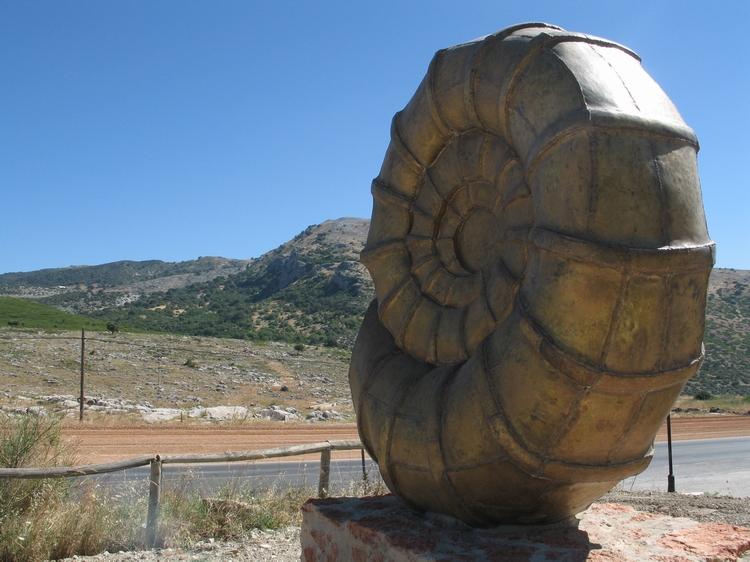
[1,1,748,273]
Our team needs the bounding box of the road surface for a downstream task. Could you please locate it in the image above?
[621,436,750,497]
[88,436,750,498]
[89,455,380,496]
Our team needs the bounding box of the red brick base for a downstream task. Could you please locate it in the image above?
[301,495,750,561]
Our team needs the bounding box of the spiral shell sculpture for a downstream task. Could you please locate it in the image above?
[349,23,714,526]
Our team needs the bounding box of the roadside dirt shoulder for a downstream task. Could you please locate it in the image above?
[62,416,750,464]
[62,423,361,463]
[654,415,750,441]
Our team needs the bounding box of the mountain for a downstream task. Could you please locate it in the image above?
[84,218,372,346]
[0,256,252,307]
[1,217,747,395]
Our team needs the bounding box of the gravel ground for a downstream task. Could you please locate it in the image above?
[55,527,301,562]
[56,491,749,561]
[603,489,750,527]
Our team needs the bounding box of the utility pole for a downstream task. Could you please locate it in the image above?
[666,414,675,492]
[79,328,85,422]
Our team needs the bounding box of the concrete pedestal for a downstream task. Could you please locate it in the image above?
[301,495,750,561]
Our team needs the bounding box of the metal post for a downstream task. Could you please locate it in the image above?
[361,449,368,483]
[79,328,85,422]
[666,414,675,492]
[318,448,331,498]
[146,455,162,547]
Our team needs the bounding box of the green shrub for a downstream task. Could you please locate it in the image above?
[693,391,713,400]
[0,413,65,469]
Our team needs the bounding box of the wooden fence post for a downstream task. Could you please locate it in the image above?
[318,448,331,498]
[146,455,162,548]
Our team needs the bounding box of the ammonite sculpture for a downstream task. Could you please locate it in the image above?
[349,23,714,526]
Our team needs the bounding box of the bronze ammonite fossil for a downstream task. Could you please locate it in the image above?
[349,23,714,526]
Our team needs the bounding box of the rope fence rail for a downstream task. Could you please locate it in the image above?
[0,438,365,547]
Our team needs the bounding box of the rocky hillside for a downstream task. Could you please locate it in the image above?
[0,329,354,422]
[696,268,750,395]
[85,218,372,346]
[1,218,747,395]
[0,256,251,302]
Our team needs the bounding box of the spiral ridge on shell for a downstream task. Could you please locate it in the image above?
[350,23,714,525]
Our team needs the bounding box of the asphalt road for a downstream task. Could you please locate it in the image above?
[87,436,750,498]
[621,436,750,497]
[90,456,382,496]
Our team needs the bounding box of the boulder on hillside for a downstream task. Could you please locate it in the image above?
[258,405,299,421]
[188,406,249,420]
[262,251,312,294]
[325,261,367,296]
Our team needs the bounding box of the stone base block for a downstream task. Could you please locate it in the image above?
[301,495,750,561]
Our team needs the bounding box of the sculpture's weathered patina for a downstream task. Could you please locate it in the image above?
[349,23,714,526]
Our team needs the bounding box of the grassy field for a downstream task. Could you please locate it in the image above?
[0,327,354,421]
[0,297,109,332]
[0,321,747,422]
[673,393,750,413]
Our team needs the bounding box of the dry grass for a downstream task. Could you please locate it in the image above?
[0,328,354,420]
[157,477,386,549]
[0,413,142,561]
[0,413,384,561]
[673,394,750,414]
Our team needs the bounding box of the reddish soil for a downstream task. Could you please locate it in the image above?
[653,415,750,442]
[63,416,750,464]
[63,423,361,464]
